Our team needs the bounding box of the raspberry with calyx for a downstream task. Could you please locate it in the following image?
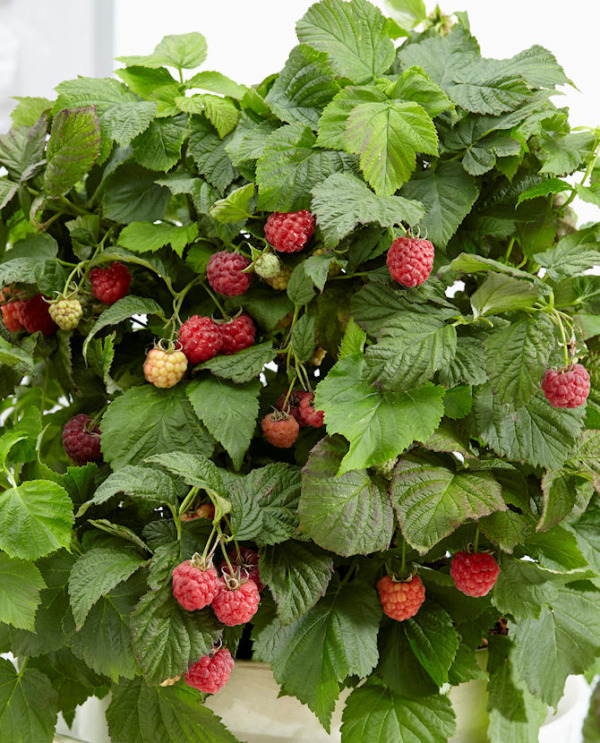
[450,551,500,597]
[219,548,263,591]
[212,574,260,626]
[172,556,220,611]
[185,647,234,694]
[377,574,425,621]
[48,296,83,331]
[143,343,188,388]
[62,413,102,465]
[178,316,222,365]
[541,363,590,408]
[89,262,131,304]
[387,236,434,287]
[261,411,300,448]
[219,314,256,355]
[299,393,324,427]
[265,265,292,290]
[277,390,311,428]
[18,294,57,336]
[207,251,252,297]
[264,211,315,253]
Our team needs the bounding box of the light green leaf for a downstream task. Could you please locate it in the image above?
[0,338,33,375]
[198,95,240,138]
[186,70,248,99]
[79,464,177,514]
[0,114,47,182]
[101,100,158,147]
[450,60,530,115]
[0,553,45,631]
[534,231,600,282]
[118,221,198,257]
[386,0,427,30]
[516,177,572,206]
[470,273,539,317]
[209,183,255,224]
[117,32,208,71]
[0,658,57,743]
[146,451,226,498]
[196,341,277,383]
[10,96,52,127]
[131,114,188,172]
[448,252,535,280]
[389,66,454,118]
[540,131,596,176]
[287,263,317,305]
[44,107,100,196]
[339,317,367,358]
[317,85,386,150]
[404,603,459,687]
[116,66,180,106]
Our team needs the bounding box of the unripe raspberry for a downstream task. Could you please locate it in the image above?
[277,390,311,428]
[219,314,256,355]
[373,458,397,479]
[309,347,326,367]
[265,265,292,290]
[17,294,57,336]
[387,237,434,287]
[1,289,24,332]
[377,574,425,621]
[181,504,216,522]
[219,549,263,591]
[178,316,222,365]
[261,412,300,448]
[89,262,131,304]
[185,647,234,694]
[212,577,260,626]
[62,413,102,465]
[299,393,324,427]
[264,211,315,253]
[207,251,252,297]
[254,252,281,280]
[143,346,188,388]
[541,364,590,408]
[48,297,83,331]
[172,558,220,611]
[450,551,499,597]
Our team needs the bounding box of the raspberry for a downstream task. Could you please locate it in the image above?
[172,558,220,611]
[264,211,315,253]
[185,647,234,694]
[450,551,500,597]
[62,413,102,465]
[143,346,188,388]
[309,347,326,367]
[541,364,590,408]
[1,289,24,332]
[254,252,281,280]
[219,549,263,591]
[387,237,434,287]
[377,574,425,621]
[219,314,256,355]
[207,252,252,297]
[277,390,311,428]
[89,262,131,304]
[17,294,57,336]
[262,411,300,448]
[266,265,292,290]
[48,297,83,331]
[212,577,260,626]
[178,316,223,365]
[181,504,216,522]
[299,393,324,427]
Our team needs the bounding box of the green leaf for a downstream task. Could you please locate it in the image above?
[10,96,52,127]
[68,547,146,629]
[315,356,445,474]
[345,100,438,196]
[296,0,395,84]
[404,603,459,687]
[299,436,394,556]
[0,480,74,560]
[448,252,535,281]
[389,66,454,118]
[146,451,226,498]
[199,95,240,138]
[259,542,333,624]
[188,117,239,192]
[540,130,596,176]
[399,161,479,248]
[0,338,33,375]
[450,60,530,115]
[443,385,472,419]
[0,178,17,210]
[516,177,572,206]
[470,273,539,317]
[291,314,316,362]
[0,115,47,182]
[186,70,248,100]
[0,553,45,631]
[209,183,255,224]
[534,232,600,282]
[378,621,439,697]
[287,263,317,305]
[0,658,57,743]
[317,85,386,150]
[117,221,199,257]
[116,66,180,106]
[339,317,367,358]
[80,464,177,514]
[256,122,356,211]
[101,100,158,147]
[56,76,138,114]
[312,172,424,247]
[44,107,100,196]
[117,32,208,71]
[131,114,188,172]
[390,454,505,552]
[484,313,554,407]
[187,377,260,470]
[103,163,170,223]
[341,678,456,743]
[101,385,214,469]
[196,341,277,383]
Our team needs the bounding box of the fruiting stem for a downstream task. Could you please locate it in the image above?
[178,486,199,517]
[282,374,298,409]
[400,539,406,579]
[200,280,229,319]
[62,264,82,296]
[219,538,235,576]
[503,237,516,265]
[201,525,219,563]
[473,525,480,553]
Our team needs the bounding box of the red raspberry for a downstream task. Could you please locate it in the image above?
[1,289,24,332]
[212,577,260,626]
[185,647,234,694]
[17,294,57,336]
[450,551,500,597]
[172,558,220,611]
[62,413,102,465]
[377,574,425,621]
[219,314,256,355]
[387,237,434,287]
[277,390,311,428]
[541,364,590,408]
[178,316,223,365]
[264,211,316,253]
[299,393,324,427]
[219,549,263,591]
[89,262,131,304]
[207,252,252,297]
[143,347,188,388]
[261,412,299,448]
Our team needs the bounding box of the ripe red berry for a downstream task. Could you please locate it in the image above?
[62,413,102,465]
[219,314,256,355]
[541,364,590,409]
[17,294,57,336]
[377,574,425,621]
[277,390,311,428]
[143,347,188,388]
[299,393,324,427]
[261,412,299,448]
[450,551,500,598]
[264,211,316,253]
[178,316,223,365]
[89,262,131,304]
[172,559,220,611]
[207,252,252,297]
[387,237,434,287]
[185,647,234,693]
[212,577,260,626]
[219,549,263,592]
[1,289,24,332]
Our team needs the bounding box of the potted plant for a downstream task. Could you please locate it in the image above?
[1,0,599,741]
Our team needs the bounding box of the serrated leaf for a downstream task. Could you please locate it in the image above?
[118,221,198,257]
[540,130,596,176]
[209,183,255,224]
[101,100,158,147]
[131,114,188,172]
[44,107,100,195]
[186,70,248,99]
[0,553,45,631]
[470,273,539,317]
[103,163,170,223]
[287,263,317,305]
[118,32,207,71]
[378,621,439,697]
[291,313,316,362]
[0,178,17,209]
[116,66,180,106]
[0,115,47,182]
[10,96,52,127]
[317,85,386,150]
[339,317,367,358]
[146,451,225,498]
[389,66,453,118]
[516,177,572,206]
[188,117,239,192]
[196,341,277,383]
[0,658,58,743]
[83,296,163,359]
[450,61,530,115]
[198,95,240,138]
[404,603,459,687]
[534,231,600,282]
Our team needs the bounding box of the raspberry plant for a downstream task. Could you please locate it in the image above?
[0,1,600,742]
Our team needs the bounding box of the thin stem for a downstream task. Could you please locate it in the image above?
[200,280,229,318]
[473,525,480,553]
[400,539,406,578]
[503,237,516,264]
[219,539,235,576]
[201,525,219,563]
[178,486,200,517]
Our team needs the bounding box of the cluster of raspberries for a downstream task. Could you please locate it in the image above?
[1,291,57,336]
[178,313,256,365]
[261,391,325,448]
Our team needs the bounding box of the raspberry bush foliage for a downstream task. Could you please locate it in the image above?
[1,1,600,741]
